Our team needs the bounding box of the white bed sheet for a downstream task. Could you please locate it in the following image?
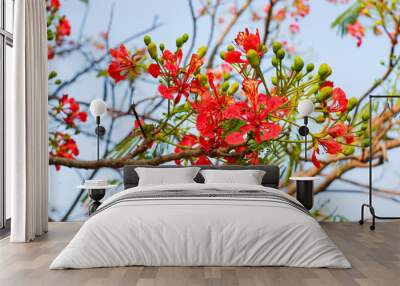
[50,183,350,269]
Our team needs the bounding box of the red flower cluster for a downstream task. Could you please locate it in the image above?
[47,0,60,12]
[56,16,71,44]
[175,134,211,165]
[49,132,79,171]
[150,49,204,104]
[56,94,87,128]
[224,80,286,144]
[108,45,145,83]
[224,28,266,65]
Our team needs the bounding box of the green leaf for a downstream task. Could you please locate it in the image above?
[48,71,58,80]
[331,2,361,36]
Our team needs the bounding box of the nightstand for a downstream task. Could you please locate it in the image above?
[289,177,319,210]
[77,184,116,215]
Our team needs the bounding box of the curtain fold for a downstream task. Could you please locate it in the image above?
[8,0,48,242]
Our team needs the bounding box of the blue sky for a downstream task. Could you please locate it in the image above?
[48,0,398,221]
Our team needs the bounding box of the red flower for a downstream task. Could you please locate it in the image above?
[148,64,161,78]
[48,45,55,60]
[50,0,60,10]
[327,88,348,113]
[49,132,80,171]
[56,16,71,44]
[311,148,321,168]
[274,8,286,21]
[134,119,145,129]
[158,52,204,104]
[174,135,211,165]
[223,79,286,144]
[224,51,247,64]
[194,155,212,165]
[320,81,334,90]
[57,94,87,128]
[108,45,133,82]
[327,122,347,138]
[224,102,282,144]
[234,28,261,52]
[289,22,300,34]
[347,21,365,47]
[319,139,342,154]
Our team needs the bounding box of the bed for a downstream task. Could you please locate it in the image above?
[50,165,350,269]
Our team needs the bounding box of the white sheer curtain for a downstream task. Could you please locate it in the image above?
[7,0,48,242]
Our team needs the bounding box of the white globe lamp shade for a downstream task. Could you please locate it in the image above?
[297,99,314,117]
[90,99,107,118]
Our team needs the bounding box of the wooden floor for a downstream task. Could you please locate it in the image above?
[0,222,399,286]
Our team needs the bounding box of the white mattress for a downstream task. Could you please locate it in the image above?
[50,183,350,269]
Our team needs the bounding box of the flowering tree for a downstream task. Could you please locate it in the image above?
[47,0,400,220]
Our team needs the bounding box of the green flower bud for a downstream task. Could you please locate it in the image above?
[342,146,355,156]
[228,81,239,95]
[271,76,278,86]
[197,46,207,58]
[176,37,183,48]
[276,49,285,60]
[306,84,320,96]
[272,42,282,53]
[246,49,260,68]
[260,44,267,53]
[362,138,370,147]
[199,74,208,85]
[271,56,279,67]
[223,73,231,81]
[316,93,325,102]
[144,35,151,46]
[361,111,370,121]
[295,72,303,81]
[147,42,158,60]
[346,97,358,111]
[159,43,165,51]
[181,33,189,43]
[55,79,62,85]
[319,86,333,100]
[361,123,368,131]
[293,56,304,72]
[318,63,332,79]
[220,51,226,60]
[227,45,235,51]
[48,71,58,80]
[221,81,230,92]
[306,63,314,73]
[315,115,325,123]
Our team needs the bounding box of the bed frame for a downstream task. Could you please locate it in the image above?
[123,165,280,190]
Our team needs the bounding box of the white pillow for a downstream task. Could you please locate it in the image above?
[135,167,200,186]
[200,169,265,185]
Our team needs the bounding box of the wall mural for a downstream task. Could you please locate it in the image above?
[47,0,400,221]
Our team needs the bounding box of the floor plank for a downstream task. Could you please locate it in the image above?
[0,222,399,286]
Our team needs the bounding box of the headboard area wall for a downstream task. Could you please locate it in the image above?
[123,165,280,189]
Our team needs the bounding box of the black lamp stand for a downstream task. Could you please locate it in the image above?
[95,116,106,161]
[88,116,106,215]
[359,95,400,230]
[298,116,309,161]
